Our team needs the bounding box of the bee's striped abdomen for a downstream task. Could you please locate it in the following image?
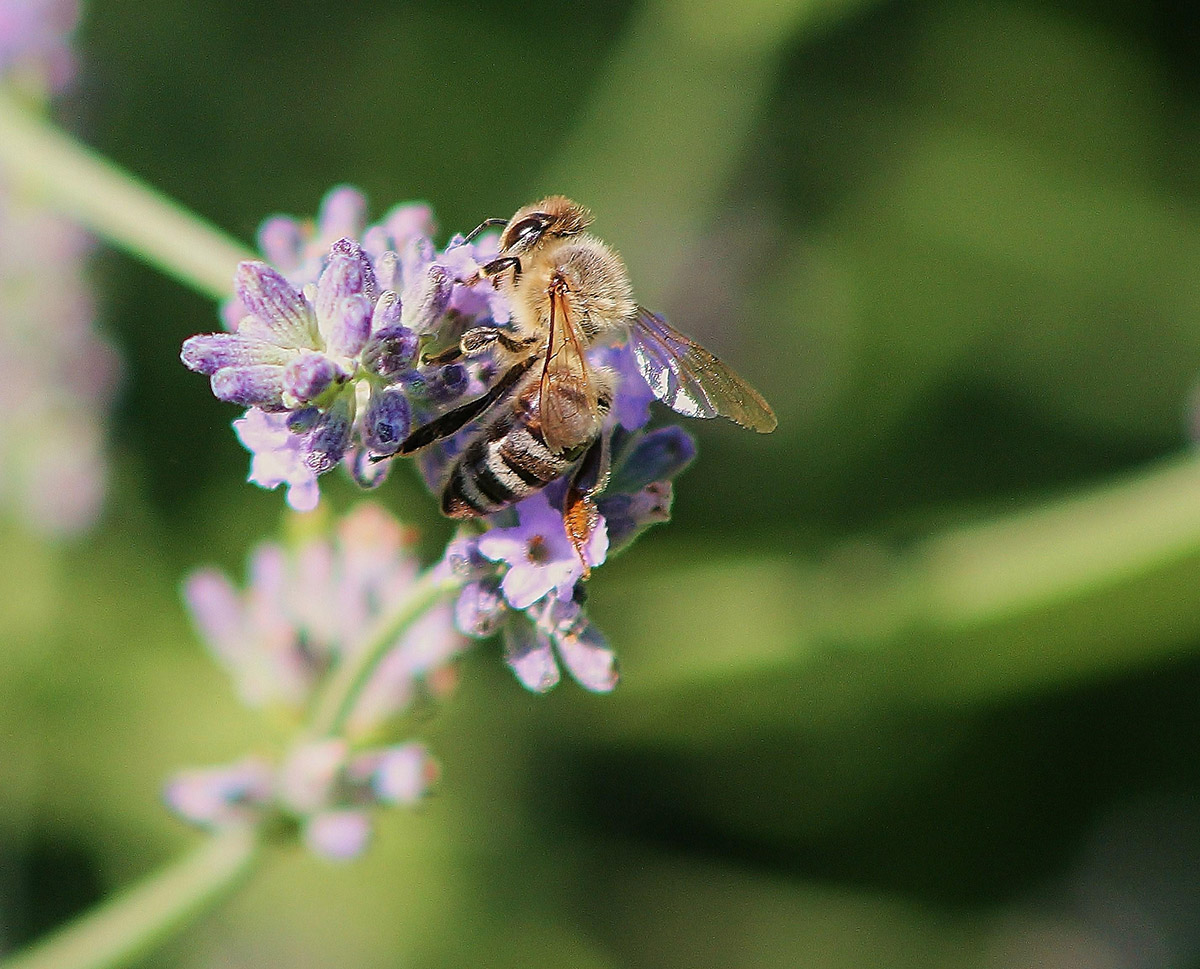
[440,376,611,519]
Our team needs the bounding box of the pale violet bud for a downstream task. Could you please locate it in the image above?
[211,365,285,409]
[503,622,560,693]
[368,744,433,806]
[610,426,696,494]
[322,294,373,359]
[257,216,305,271]
[279,739,348,814]
[318,188,369,242]
[374,251,402,293]
[362,323,418,380]
[181,333,288,374]
[283,351,340,403]
[316,240,376,322]
[304,810,371,861]
[363,387,410,456]
[428,363,468,403]
[401,264,453,332]
[346,444,391,488]
[454,578,506,637]
[304,396,354,474]
[164,758,273,827]
[235,262,319,349]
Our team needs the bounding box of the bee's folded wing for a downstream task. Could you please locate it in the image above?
[629,307,777,433]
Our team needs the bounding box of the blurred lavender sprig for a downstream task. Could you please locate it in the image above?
[0,0,119,535]
[170,503,461,859]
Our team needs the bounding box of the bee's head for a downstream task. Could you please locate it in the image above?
[500,196,593,254]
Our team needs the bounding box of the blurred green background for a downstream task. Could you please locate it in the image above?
[5,0,1200,966]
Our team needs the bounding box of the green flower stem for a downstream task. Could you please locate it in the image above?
[0,827,259,969]
[578,453,1200,747]
[0,88,253,300]
[305,566,463,739]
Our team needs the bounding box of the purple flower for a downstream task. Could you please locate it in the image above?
[233,408,320,512]
[164,758,273,828]
[181,503,465,722]
[504,597,618,694]
[166,740,438,861]
[476,491,609,610]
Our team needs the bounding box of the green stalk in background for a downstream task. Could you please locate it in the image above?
[0,88,252,301]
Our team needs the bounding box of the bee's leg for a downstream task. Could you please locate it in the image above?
[563,433,611,577]
[479,255,522,285]
[422,327,539,365]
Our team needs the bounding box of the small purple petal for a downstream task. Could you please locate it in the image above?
[362,323,418,380]
[555,620,619,693]
[283,351,340,403]
[234,262,318,349]
[211,365,285,408]
[304,396,354,474]
[598,341,657,431]
[503,622,560,693]
[610,426,696,493]
[304,810,371,861]
[346,444,391,488]
[362,386,410,455]
[368,744,432,805]
[234,408,321,511]
[181,333,288,374]
[257,216,305,271]
[454,578,507,637]
[401,264,453,332]
[477,492,595,610]
[322,293,373,359]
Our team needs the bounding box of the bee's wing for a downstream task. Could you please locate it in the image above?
[629,307,777,433]
[540,282,602,454]
[397,356,537,455]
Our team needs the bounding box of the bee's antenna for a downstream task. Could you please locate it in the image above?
[459,217,508,246]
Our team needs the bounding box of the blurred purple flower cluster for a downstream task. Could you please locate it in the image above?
[0,0,119,535]
[166,740,435,861]
[0,0,79,92]
[169,503,461,857]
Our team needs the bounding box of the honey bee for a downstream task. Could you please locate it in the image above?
[397,196,776,563]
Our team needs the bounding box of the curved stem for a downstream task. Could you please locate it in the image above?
[305,567,463,739]
[0,827,259,969]
[0,87,254,300]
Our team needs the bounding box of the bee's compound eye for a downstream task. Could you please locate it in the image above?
[508,216,548,247]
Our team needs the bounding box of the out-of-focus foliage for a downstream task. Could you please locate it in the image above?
[4,0,1200,966]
